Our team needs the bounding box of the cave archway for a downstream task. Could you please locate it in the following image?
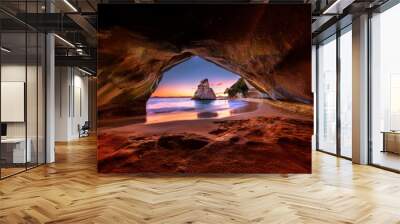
[145,56,259,124]
[150,56,242,98]
[97,5,311,121]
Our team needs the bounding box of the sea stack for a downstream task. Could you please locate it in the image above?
[192,79,217,100]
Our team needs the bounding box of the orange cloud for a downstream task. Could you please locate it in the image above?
[152,85,194,97]
[151,78,239,97]
[210,82,224,86]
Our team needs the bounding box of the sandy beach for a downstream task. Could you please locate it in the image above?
[98,99,313,173]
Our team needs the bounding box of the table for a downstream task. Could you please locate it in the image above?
[382,131,400,154]
[1,138,31,164]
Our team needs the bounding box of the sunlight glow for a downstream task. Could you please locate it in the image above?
[151,56,240,98]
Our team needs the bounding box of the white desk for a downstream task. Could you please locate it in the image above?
[1,138,31,163]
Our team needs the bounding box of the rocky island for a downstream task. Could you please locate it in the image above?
[192,79,217,100]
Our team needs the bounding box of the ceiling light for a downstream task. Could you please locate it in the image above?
[54,34,75,48]
[1,47,11,53]
[63,0,78,12]
[323,0,354,15]
[323,0,341,14]
[78,67,93,76]
[76,48,85,55]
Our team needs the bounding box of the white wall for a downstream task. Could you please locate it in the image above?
[1,65,26,139]
[55,66,70,141]
[55,67,89,141]
[1,64,40,137]
[1,63,46,164]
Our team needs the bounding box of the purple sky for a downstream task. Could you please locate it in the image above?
[152,56,240,97]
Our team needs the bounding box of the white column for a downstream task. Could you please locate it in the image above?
[46,32,55,163]
[45,0,55,163]
[352,14,369,164]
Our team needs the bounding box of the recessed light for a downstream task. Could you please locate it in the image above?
[322,0,355,15]
[63,0,78,12]
[1,47,11,53]
[54,34,75,48]
[78,67,93,76]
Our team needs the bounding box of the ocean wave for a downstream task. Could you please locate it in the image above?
[146,98,249,115]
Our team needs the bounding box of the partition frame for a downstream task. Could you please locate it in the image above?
[315,24,353,161]
[0,0,48,180]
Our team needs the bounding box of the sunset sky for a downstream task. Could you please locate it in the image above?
[151,56,240,97]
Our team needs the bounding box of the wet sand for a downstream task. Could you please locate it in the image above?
[145,99,259,124]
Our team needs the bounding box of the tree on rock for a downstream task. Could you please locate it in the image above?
[224,78,249,98]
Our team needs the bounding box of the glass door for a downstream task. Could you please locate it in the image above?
[317,35,337,154]
[370,2,400,171]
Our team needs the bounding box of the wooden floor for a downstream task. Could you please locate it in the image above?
[372,151,400,171]
[1,136,400,224]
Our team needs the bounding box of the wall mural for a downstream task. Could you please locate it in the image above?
[97,4,313,173]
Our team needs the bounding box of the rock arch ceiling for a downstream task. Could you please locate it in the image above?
[97,5,311,120]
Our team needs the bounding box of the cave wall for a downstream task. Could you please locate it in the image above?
[98,4,311,121]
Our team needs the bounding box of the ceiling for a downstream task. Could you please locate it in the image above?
[0,0,390,73]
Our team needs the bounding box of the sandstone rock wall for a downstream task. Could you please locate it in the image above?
[98,5,311,121]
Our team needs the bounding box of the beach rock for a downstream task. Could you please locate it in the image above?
[246,128,264,137]
[229,135,241,143]
[197,111,218,118]
[192,79,217,100]
[158,134,210,150]
[97,115,313,173]
[245,140,267,147]
[277,136,310,147]
[137,140,157,150]
[209,127,228,135]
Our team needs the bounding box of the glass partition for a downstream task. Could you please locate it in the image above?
[317,35,337,154]
[339,27,352,158]
[1,31,28,177]
[27,30,38,169]
[370,3,400,171]
[0,2,46,179]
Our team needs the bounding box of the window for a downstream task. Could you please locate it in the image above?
[317,35,337,154]
[316,25,353,159]
[370,2,400,171]
[339,27,352,158]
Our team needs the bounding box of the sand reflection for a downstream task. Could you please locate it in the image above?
[145,98,258,124]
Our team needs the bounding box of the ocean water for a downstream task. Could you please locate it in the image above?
[145,97,255,124]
